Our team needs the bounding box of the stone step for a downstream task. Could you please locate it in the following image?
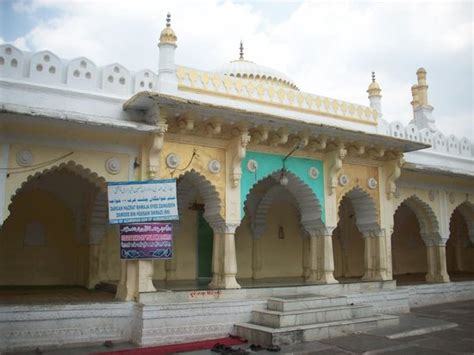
[252,304,374,328]
[267,294,348,312]
[235,314,400,346]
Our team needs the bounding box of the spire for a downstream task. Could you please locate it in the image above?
[239,41,244,60]
[367,71,382,116]
[159,12,177,46]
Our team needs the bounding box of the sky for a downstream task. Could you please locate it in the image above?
[0,0,472,140]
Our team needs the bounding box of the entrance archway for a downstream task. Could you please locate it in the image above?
[162,170,223,283]
[237,170,326,282]
[333,187,379,280]
[447,202,474,279]
[0,161,109,288]
[391,195,448,283]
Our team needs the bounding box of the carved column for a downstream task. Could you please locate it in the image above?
[222,224,241,288]
[425,239,450,283]
[209,229,223,288]
[362,230,389,281]
[326,144,347,196]
[209,223,241,289]
[306,228,338,284]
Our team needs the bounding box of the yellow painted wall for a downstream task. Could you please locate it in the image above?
[333,198,365,278]
[336,162,380,223]
[447,210,474,273]
[4,144,131,222]
[0,190,88,285]
[235,216,253,278]
[98,225,121,282]
[391,205,427,275]
[174,207,199,280]
[159,141,226,220]
[236,201,304,278]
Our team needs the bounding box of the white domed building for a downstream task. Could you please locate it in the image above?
[0,14,473,352]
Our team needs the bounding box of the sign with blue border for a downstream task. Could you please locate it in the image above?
[107,179,178,224]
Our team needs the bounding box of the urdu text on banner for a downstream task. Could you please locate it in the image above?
[107,179,178,224]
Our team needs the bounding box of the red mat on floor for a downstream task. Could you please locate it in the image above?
[99,336,246,354]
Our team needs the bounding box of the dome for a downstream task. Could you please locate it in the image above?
[216,59,299,90]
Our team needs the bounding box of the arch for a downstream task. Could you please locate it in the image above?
[7,160,107,244]
[395,195,441,245]
[338,186,380,236]
[244,170,325,237]
[175,169,223,229]
[450,201,474,243]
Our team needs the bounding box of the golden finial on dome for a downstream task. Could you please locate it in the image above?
[367,71,381,97]
[159,12,177,46]
[239,41,244,60]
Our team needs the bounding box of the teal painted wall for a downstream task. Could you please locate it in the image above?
[241,151,325,221]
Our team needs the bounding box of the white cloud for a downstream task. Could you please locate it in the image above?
[5,0,473,139]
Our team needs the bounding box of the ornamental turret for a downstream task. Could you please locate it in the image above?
[157,13,178,93]
[367,71,382,116]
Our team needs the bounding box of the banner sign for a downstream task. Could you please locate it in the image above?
[120,223,173,260]
[107,179,178,224]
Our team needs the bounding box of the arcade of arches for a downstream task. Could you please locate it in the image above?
[0,164,473,299]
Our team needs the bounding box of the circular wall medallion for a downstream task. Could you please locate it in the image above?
[449,192,455,204]
[428,190,436,201]
[338,174,349,186]
[247,159,258,173]
[16,150,33,167]
[208,159,221,174]
[308,167,319,179]
[105,157,121,175]
[166,153,180,169]
[367,177,378,190]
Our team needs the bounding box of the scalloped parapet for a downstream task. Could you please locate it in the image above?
[382,118,473,162]
[176,66,379,126]
[0,44,157,97]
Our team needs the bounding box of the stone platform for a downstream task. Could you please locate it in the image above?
[1,280,474,352]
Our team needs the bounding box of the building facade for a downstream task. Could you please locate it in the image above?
[0,16,473,349]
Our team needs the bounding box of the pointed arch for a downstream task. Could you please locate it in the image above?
[244,170,325,237]
[175,169,223,229]
[395,195,441,245]
[339,186,380,236]
[450,201,474,243]
[6,160,108,244]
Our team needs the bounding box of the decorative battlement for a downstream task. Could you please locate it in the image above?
[176,66,379,126]
[379,119,473,158]
[0,44,157,97]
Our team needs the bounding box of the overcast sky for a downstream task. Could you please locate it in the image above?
[1,0,472,140]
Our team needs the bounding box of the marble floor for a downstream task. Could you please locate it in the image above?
[1,272,473,305]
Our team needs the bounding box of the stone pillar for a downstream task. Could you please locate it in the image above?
[252,238,263,279]
[209,224,241,289]
[209,231,222,288]
[222,225,241,289]
[116,260,137,301]
[426,242,450,283]
[362,231,389,281]
[305,228,338,284]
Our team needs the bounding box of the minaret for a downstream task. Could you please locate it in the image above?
[157,13,178,93]
[367,71,382,116]
[409,67,436,131]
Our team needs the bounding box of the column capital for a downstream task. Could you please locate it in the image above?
[308,225,336,238]
[213,222,239,235]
